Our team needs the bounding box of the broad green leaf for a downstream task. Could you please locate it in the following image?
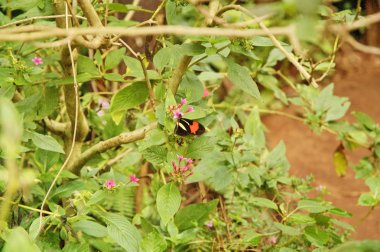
[297,199,333,213]
[72,220,107,238]
[273,222,301,236]
[227,60,260,99]
[365,177,380,196]
[180,43,205,56]
[266,141,289,171]
[213,165,233,191]
[333,150,348,177]
[29,217,49,241]
[15,92,42,113]
[250,36,275,46]
[156,183,181,225]
[328,208,352,217]
[36,87,59,119]
[153,46,182,71]
[105,212,141,252]
[110,82,148,124]
[186,136,216,159]
[77,55,100,77]
[3,227,40,252]
[304,226,330,246]
[252,197,278,210]
[29,132,65,154]
[178,72,204,103]
[174,199,218,231]
[124,55,143,76]
[105,48,126,70]
[143,146,167,165]
[140,231,167,252]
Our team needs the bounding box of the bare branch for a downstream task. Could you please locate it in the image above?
[168,56,193,95]
[68,122,158,173]
[43,119,68,135]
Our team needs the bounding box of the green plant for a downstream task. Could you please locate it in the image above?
[0,0,379,251]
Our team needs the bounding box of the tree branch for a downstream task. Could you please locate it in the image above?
[168,55,193,94]
[68,122,158,173]
[43,118,68,135]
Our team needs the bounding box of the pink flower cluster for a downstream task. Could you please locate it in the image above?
[104,175,139,190]
[32,57,43,65]
[170,155,194,182]
[170,98,194,120]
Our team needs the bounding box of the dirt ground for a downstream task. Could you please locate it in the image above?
[263,45,380,240]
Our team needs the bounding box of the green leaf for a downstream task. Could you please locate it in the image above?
[140,231,167,252]
[156,183,181,225]
[0,85,15,99]
[353,112,376,131]
[104,73,125,82]
[174,199,218,231]
[29,132,64,154]
[36,87,59,119]
[266,141,289,171]
[252,197,278,210]
[297,199,333,213]
[3,227,40,252]
[287,213,316,225]
[72,220,107,238]
[153,46,182,71]
[105,212,141,252]
[110,82,148,124]
[358,193,378,206]
[328,208,352,217]
[35,149,60,171]
[143,146,167,165]
[331,240,380,252]
[186,136,216,159]
[227,60,260,99]
[304,226,330,246]
[178,72,204,103]
[62,243,90,252]
[105,48,126,70]
[273,222,301,236]
[77,55,100,77]
[333,150,348,177]
[124,56,143,76]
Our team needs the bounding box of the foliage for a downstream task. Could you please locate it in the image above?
[0,0,379,251]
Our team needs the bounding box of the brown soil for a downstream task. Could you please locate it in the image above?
[263,45,380,240]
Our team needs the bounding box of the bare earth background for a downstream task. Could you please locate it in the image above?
[263,45,380,239]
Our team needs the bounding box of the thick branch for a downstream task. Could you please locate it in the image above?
[44,118,68,135]
[68,122,158,173]
[168,55,193,94]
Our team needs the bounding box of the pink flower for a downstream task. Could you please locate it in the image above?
[104,179,116,189]
[32,57,43,65]
[203,88,209,97]
[268,236,277,244]
[206,220,213,228]
[187,106,194,113]
[186,158,193,165]
[177,155,184,161]
[173,109,183,119]
[99,98,110,109]
[129,175,139,183]
[180,98,187,105]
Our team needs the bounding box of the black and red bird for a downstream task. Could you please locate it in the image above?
[175,118,205,136]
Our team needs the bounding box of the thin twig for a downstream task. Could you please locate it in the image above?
[39,2,80,233]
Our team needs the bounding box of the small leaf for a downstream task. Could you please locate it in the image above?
[104,73,125,82]
[273,222,301,236]
[227,60,260,99]
[297,199,333,213]
[358,193,377,206]
[29,132,65,154]
[252,197,278,210]
[174,199,218,231]
[105,48,126,70]
[143,146,167,165]
[110,82,148,124]
[333,149,348,177]
[156,183,181,225]
[77,55,100,77]
[304,226,330,246]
